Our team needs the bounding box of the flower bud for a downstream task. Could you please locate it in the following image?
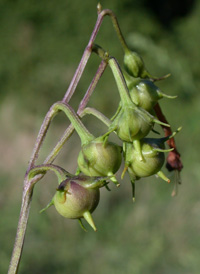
[77,137,122,185]
[124,49,150,78]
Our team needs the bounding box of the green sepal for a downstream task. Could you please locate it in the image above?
[78,219,88,232]
[83,211,97,231]
[40,199,54,214]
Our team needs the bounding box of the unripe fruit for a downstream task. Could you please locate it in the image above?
[77,137,122,185]
[123,128,181,180]
[40,174,110,231]
[53,178,99,219]
[51,176,109,231]
[124,49,150,78]
[124,73,177,112]
[112,106,153,142]
[124,141,166,179]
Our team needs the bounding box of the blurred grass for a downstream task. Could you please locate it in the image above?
[0,0,200,273]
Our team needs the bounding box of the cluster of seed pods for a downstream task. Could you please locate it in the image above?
[34,7,182,232]
[38,49,181,232]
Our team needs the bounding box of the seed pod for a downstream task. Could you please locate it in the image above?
[53,102,122,185]
[110,105,154,142]
[123,49,150,78]
[77,136,122,186]
[41,175,108,231]
[123,128,181,180]
[124,73,177,112]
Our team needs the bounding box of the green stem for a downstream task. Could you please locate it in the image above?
[80,107,111,127]
[108,57,133,107]
[96,6,129,52]
[108,10,129,52]
[44,61,107,164]
[28,164,71,184]
[53,102,94,145]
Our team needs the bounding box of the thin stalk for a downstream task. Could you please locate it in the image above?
[81,107,111,127]
[28,164,71,184]
[96,4,128,52]
[8,60,107,274]
[8,177,35,274]
[8,164,70,274]
[108,57,132,106]
[28,106,58,170]
[45,60,107,164]
[8,6,119,273]
[105,9,129,51]
[62,7,120,103]
[53,102,94,145]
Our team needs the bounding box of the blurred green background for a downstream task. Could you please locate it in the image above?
[1,0,200,273]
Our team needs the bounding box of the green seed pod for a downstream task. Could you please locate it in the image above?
[110,104,168,143]
[124,142,167,180]
[124,72,177,112]
[51,102,122,185]
[124,73,176,112]
[108,57,170,161]
[123,128,181,180]
[42,175,109,231]
[40,174,110,231]
[54,179,99,218]
[77,136,122,185]
[124,49,150,78]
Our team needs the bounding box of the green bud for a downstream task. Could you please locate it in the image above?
[124,73,177,112]
[77,136,122,185]
[124,49,150,78]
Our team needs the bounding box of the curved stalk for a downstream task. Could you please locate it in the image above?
[8,6,128,273]
[62,7,126,103]
[80,107,111,127]
[53,102,94,145]
[8,165,71,274]
[108,57,133,107]
[45,60,107,164]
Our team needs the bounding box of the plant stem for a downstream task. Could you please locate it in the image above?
[8,6,120,273]
[54,102,94,145]
[28,164,71,183]
[81,107,111,127]
[62,7,123,103]
[8,49,107,274]
[108,57,132,106]
[8,178,34,274]
[45,60,107,164]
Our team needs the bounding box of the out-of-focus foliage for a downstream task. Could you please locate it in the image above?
[0,0,200,273]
